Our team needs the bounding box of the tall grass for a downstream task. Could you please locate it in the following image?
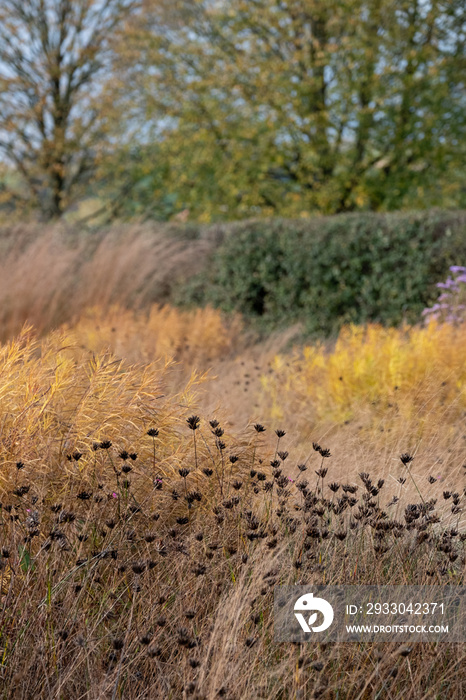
[0,221,213,341]
[64,305,243,370]
[0,327,464,698]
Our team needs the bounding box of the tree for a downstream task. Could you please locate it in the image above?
[114,0,466,220]
[0,0,139,219]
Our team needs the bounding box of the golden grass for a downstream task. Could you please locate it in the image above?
[64,304,243,369]
[0,324,464,698]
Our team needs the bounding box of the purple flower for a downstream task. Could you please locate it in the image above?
[423,265,466,326]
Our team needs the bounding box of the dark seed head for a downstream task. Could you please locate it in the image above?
[131,561,146,575]
[186,415,201,431]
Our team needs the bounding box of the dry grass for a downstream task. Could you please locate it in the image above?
[64,304,243,370]
[0,221,465,697]
[0,327,464,699]
[0,221,215,341]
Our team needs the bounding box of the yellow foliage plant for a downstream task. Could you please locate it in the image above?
[261,321,466,448]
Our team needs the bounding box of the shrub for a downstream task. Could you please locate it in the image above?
[179,210,466,335]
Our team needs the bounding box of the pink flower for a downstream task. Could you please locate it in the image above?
[112,492,118,498]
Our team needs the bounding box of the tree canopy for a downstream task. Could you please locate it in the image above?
[0,0,465,220]
[109,0,465,220]
[0,0,139,218]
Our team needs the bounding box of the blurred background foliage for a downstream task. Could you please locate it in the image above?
[0,0,464,223]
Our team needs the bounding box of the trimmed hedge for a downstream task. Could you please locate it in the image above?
[177,210,466,335]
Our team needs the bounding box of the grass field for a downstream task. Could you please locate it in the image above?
[0,223,464,698]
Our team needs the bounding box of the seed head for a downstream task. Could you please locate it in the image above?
[186,415,200,431]
[131,561,146,575]
[147,428,159,437]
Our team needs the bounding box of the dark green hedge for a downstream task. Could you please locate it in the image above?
[175,210,466,336]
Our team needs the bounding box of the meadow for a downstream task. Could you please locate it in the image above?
[0,222,465,699]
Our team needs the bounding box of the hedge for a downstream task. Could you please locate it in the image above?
[176,210,466,335]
